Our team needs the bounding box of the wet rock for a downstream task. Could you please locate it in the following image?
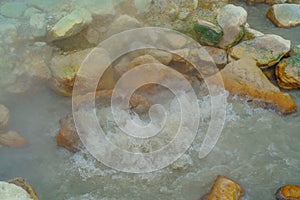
[128,54,161,70]
[217,4,247,49]
[0,104,9,133]
[48,8,92,41]
[203,46,228,67]
[0,181,33,200]
[72,0,113,17]
[208,58,297,114]
[229,34,291,68]
[276,46,300,89]
[202,175,243,200]
[134,0,151,13]
[0,2,27,18]
[29,13,47,38]
[56,114,81,153]
[267,4,300,28]
[24,7,42,19]
[0,22,18,43]
[194,20,223,46]
[107,15,141,36]
[275,184,300,200]
[0,131,28,148]
[28,0,63,12]
[8,178,39,200]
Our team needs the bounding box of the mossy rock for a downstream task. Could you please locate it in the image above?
[194,20,223,46]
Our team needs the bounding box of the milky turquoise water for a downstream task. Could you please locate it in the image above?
[0,1,299,200]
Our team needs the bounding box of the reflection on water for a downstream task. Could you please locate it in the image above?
[0,0,299,199]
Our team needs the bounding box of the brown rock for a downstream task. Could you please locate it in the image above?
[275,184,300,200]
[56,114,81,153]
[267,4,300,28]
[0,131,28,147]
[203,175,243,200]
[8,178,39,200]
[203,46,228,68]
[208,58,297,114]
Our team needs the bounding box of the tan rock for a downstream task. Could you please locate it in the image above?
[209,58,297,114]
[48,8,92,41]
[0,131,28,148]
[8,178,39,200]
[275,184,300,200]
[0,104,10,133]
[106,15,141,36]
[203,46,228,67]
[203,175,243,200]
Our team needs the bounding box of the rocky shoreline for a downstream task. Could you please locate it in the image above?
[0,0,300,199]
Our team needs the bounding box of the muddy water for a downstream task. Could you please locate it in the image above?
[0,2,299,200]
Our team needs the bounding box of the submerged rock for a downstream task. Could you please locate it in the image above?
[0,131,28,148]
[229,34,291,68]
[48,8,92,41]
[29,13,47,38]
[57,114,81,153]
[0,104,9,133]
[0,2,27,18]
[194,20,223,46]
[275,184,300,200]
[217,4,247,49]
[276,46,300,89]
[202,175,243,200]
[209,58,297,114]
[106,15,141,36]
[267,4,300,28]
[8,178,39,200]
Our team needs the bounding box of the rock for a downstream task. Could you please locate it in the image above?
[229,34,291,68]
[217,4,248,49]
[72,0,113,17]
[128,54,161,70]
[56,114,81,153]
[267,4,300,28]
[275,184,300,200]
[0,22,18,43]
[24,7,41,19]
[203,46,228,67]
[0,181,32,200]
[147,50,173,65]
[29,13,47,38]
[202,175,243,200]
[28,0,63,12]
[107,15,141,36]
[243,24,264,41]
[48,8,92,41]
[0,2,27,18]
[8,178,39,200]
[0,131,28,148]
[208,58,297,114]
[276,47,300,89]
[0,104,9,133]
[194,20,223,46]
[50,48,114,96]
[134,0,151,13]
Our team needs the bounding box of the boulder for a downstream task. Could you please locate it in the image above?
[276,46,300,89]
[217,4,247,49]
[229,34,291,68]
[208,58,297,114]
[275,184,300,200]
[8,178,39,200]
[194,20,223,46]
[202,175,243,200]
[267,4,300,28]
[0,131,28,148]
[48,8,92,41]
[243,24,264,41]
[0,2,27,18]
[0,104,9,133]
